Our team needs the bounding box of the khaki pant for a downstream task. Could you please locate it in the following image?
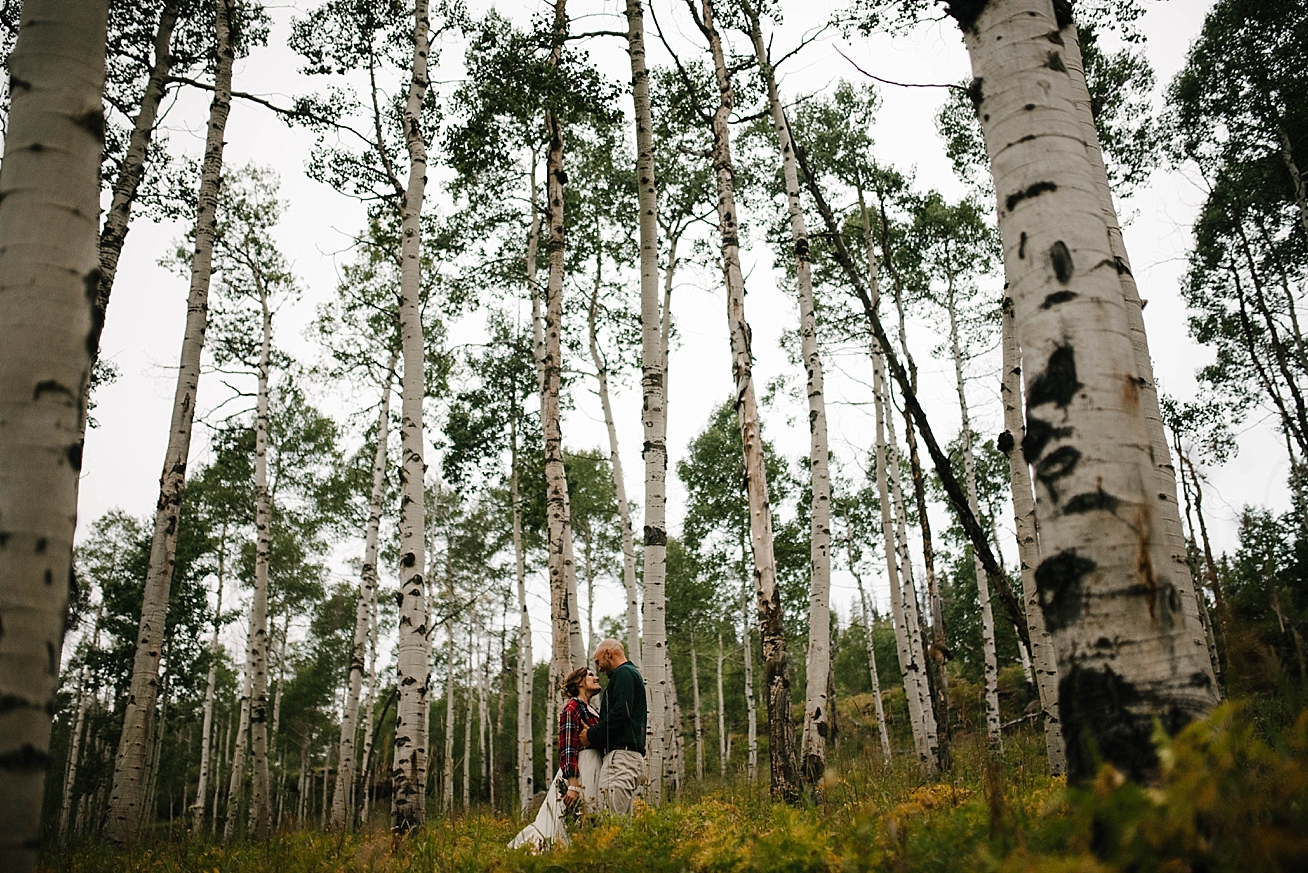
[598,749,643,816]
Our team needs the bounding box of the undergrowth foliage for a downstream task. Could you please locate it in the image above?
[41,704,1308,873]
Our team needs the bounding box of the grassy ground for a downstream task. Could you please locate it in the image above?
[41,701,1308,872]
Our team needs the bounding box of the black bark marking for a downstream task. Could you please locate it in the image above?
[10,76,30,92]
[1053,0,1073,29]
[67,442,83,472]
[1021,416,1071,464]
[33,381,75,402]
[644,525,667,547]
[1046,51,1067,73]
[1017,134,1036,144]
[1047,29,1065,45]
[997,429,1015,454]
[0,532,9,548]
[35,538,47,553]
[944,2,988,33]
[1005,181,1057,212]
[44,569,53,585]
[1065,488,1120,514]
[1028,343,1081,408]
[72,108,106,144]
[0,744,50,773]
[1050,241,1075,284]
[1024,103,1037,111]
[1035,549,1096,634]
[1041,290,1077,309]
[967,76,984,112]
[400,551,416,568]
[0,694,38,715]
[1058,663,1190,784]
[1019,231,1028,259]
[794,237,810,258]
[1035,445,1081,500]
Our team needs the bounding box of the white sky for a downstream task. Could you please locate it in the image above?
[75,0,1281,668]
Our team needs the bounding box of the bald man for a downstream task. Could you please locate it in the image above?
[581,639,647,816]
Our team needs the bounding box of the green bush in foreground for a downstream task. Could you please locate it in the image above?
[41,704,1308,873]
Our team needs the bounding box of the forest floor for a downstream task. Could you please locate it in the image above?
[40,696,1308,873]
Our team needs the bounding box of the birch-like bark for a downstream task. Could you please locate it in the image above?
[872,326,935,774]
[88,0,180,368]
[740,577,757,782]
[510,395,534,812]
[956,0,1218,781]
[1061,16,1210,664]
[222,659,251,842]
[587,230,642,670]
[442,589,456,813]
[245,273,274,840]
[331,359,394,830]
[854,576,892,765]
[359,579,380,823]
[539,0,587,683]
[391,0,432,831]
[691,634,705,781]
[60,609,103,841]
[694,0,800,803]
[716,633,727,777]
[107,0,232,843]
[884,390,940,755]
[462,627,474,809]
[1000,302,1066,773]
[946,276,1002,752]
[627,0,667,802]
[190,529,227,830]
[739,0,832,789]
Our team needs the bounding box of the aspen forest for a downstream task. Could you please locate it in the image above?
[6,0,1308,870]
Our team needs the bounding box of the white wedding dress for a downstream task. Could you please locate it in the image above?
[508,747,602,850]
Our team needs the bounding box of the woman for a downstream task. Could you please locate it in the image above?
[509,666,602,850]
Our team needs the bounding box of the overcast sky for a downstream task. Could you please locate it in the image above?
[75,0,1272,665]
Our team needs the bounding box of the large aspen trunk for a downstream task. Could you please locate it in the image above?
[107,0,233,843]
[1001,302,1066,773]
[246,279,274,840]
[955,0,1218,782]
[332,359,395,829]
[626,0,667,799]
[391,0,432,832]
[538,0,587,686]
[511,399,534,813]
[359,580,380,824]
[1060,20,1210,663]
[696,0,800,804]
[739,0,833,791]
[87,0,179,367]
[190,530,228,830]
[947,278,1002,753]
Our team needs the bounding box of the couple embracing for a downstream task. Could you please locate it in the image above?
[510,639,647,850]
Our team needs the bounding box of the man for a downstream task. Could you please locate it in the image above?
[580,638,647,816]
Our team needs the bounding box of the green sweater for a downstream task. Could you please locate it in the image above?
[592,661,647,755]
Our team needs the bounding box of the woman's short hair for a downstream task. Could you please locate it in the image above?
[562,666,590,699]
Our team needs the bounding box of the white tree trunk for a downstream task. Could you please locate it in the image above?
[511,400,534,813]
[716,633,727,778]
[106,0,231,843]
[626,0,667,803]
[741,578,757,783]
[462,627,474,810]
[190,531,227,831]
[391,0,432,831]
[222,659,251,842]
[359,580,380,823]
[88,0,179,366]
[885,370,941,765]
[855,579,892,764]
[959,0,1218,781]
[246,274,274,840]
[1060,21,1209,662]
[697,0,800,803]
[331,359,394,829]
[59,609,103,841]
[442,625,456,813]
[1004,301,1067,780]
[691,634,705,781]
[740,0,833,789]
[947,279,1002,753]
